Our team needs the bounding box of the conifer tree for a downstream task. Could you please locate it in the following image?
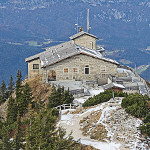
[48,85,58,108]
[0,80,6,97]
[62,88,74,104]
[16,70,22,102]
[54,127,77,150]
[15,70,24,116]
[20,83,33,116]
[13,112,23,150]
[7,96,17,125]
[8,75,14,96]
[0,80,7,103]
[0,124,12,150]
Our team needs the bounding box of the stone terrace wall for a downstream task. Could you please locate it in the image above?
[119,65,150,97]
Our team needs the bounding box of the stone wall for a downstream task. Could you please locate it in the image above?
[42,54,118,85]
[27,58,43,78]
[72,35,96,50]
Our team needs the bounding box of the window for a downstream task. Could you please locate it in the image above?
[101,74,108,78]
[85,65,89,74]
[90,42,93,49]
[101,66,106,72]
[33,64,39,69]
[73,68,78,73]
[64,68,69,73]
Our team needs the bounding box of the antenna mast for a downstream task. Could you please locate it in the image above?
[87,8,90,33]
[75,17,81,33]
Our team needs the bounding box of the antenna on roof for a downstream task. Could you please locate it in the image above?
[87,8,91,33]
[75,17,81,33]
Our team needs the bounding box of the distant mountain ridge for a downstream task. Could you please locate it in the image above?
[0,0,150,83]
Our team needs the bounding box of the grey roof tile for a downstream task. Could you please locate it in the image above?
[25,41,119,67]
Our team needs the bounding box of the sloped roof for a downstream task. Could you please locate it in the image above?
[25,41,73,62]
[25,41,119,67]
[70,31,98,40]
[103,82,125,90]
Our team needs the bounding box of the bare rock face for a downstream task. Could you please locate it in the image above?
[0,100,8,121]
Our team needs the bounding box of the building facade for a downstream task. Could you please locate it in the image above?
[25,31,119,85]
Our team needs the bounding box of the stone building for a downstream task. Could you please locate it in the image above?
[25,31,119,85]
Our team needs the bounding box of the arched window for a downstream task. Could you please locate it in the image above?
[85,65,89,74]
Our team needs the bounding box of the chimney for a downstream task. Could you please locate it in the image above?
[79,27,83,32]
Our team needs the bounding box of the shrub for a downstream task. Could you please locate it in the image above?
[143,113,150,123]
[121,93,149,118]
[83,90,127,107]
[48,86,74,108]
[139,123,150,136]
[121,93,150,137]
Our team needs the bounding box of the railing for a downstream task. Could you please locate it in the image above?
[69,89,84,95]
[118,65,150,97]
[55,103,77,111]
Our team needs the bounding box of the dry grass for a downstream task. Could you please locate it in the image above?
[147,101,150,109]
[24,75,52,102]
[63,110,70,115]
[90,124,108,141]
[71,107,85,114]
[76,144,99,150]
[79,110,108,141]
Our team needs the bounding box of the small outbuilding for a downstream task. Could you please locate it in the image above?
[102,82,125,92]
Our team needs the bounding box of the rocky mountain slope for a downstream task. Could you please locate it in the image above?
[59,97,150,150]
[0,0,150,83]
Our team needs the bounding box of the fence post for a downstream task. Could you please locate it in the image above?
[70,103,71,109]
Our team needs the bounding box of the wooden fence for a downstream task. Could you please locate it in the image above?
[55,103,77,111]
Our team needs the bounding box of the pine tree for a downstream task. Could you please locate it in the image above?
[0,124,12,150]
[0,80,6,97]
[8,75,14,96]
[62,88,74,104]
[0,80,7,103]
[54,127,77,150]
[13,112,23,150]
[15,70,24,116]
[16,70,22,102]
[20,83,33,116]
[7,96,17,125]
[48,85,58,108]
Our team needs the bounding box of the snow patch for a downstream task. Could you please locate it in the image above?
[81,139,120,150]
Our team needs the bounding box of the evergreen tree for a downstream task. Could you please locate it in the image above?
[15,70,24,116]
[0,124,12,150]
[62,88,74,104]
[20,83,33,116]
[54,127,78,150]
[7,96,17,125]
[16,70,22,102]
[48,85,59,108]
[48,85,74,108]
[8,75,14,96]
[0,80,7,103]
[0,80,6,97]
[13,112,23,150]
